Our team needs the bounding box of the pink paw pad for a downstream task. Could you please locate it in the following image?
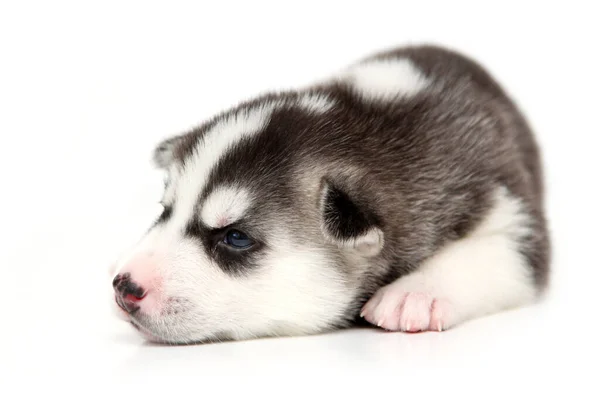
[360,290,450,332]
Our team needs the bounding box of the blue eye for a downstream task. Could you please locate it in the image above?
[224,229,254,249]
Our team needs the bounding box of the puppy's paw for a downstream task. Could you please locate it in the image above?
[361,285,453,332]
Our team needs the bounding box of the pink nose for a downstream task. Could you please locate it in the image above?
[113,272,147,313]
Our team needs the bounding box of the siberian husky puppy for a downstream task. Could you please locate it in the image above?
[110,45,550,344]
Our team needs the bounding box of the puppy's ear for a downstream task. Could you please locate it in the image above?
[151,134,187,169]
[152,137,179,169]
[318,179,384,257]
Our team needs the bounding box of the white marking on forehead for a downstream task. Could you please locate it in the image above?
[296,93,336,113]
[341,58,430,102]
[168,104,275,230]
[201,186,253,228]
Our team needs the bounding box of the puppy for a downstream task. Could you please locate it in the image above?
[110,45,550,344]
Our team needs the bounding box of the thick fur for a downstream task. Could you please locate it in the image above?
[111,44,550,344]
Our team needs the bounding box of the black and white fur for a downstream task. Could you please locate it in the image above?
[111,45,550,344]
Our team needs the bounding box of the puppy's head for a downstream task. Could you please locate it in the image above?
[110,95,385,344]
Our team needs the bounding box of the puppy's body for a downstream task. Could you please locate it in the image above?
[111,45,549,343]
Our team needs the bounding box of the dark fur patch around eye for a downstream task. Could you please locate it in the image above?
[184,219,203,238]
[183,220,264,276]
[211,241,264,275]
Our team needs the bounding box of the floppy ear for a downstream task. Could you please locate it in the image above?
[318,179,384,257]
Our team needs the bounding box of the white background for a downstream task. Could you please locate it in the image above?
[1,0,598,398]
